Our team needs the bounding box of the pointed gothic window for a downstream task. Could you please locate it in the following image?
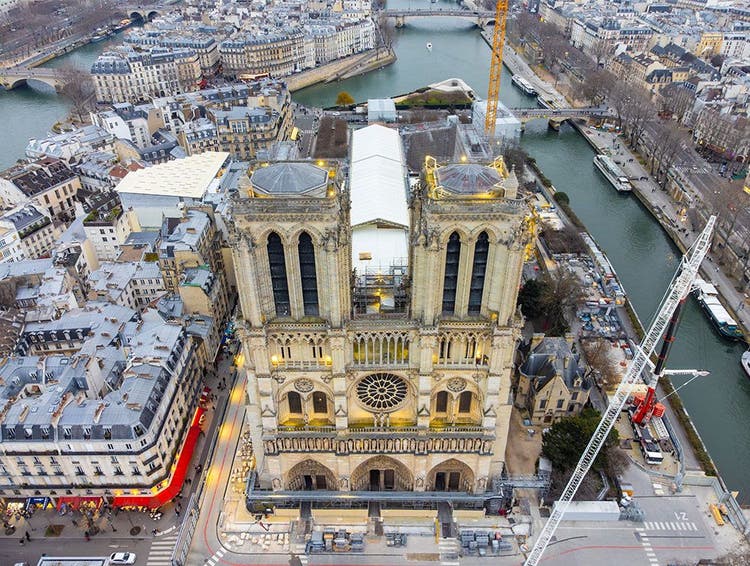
[468,232,489,314]
[442,232,461,314]
[267,232,290,316]
[298,232,319,316]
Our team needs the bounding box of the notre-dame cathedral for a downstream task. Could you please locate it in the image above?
[231,124,530,509]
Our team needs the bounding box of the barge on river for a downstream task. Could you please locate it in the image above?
[693,277,744,340]
[511,74,537,96]
[594,154,632,192]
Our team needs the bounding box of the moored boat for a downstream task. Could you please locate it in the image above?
[511,74,537,96]
[742,350,750,378]
[693,277,745,340]
[594,154,632,192]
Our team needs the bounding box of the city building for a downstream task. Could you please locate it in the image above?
[91,47,202,104]
[0,304,205,504]
[114,152,230,228]
[0,158,82,222]
[78,191,139,262]
[232,124,531,514]
[209,105,292,160]
[516,334,592,425]
[0,203,59,262]
[88,261,166,310]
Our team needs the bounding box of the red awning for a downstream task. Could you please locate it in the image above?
[56,496,103,511]
[112,407,205,509]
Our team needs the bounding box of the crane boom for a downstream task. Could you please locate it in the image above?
[485,0,509,137]
[523,216,716,566]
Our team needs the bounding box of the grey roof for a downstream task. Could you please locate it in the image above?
[520,337,589,391]
[250,162,328,195]
[436,163,504,195]
[0,307,189,442]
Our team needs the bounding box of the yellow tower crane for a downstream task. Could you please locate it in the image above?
[484,0,510,138]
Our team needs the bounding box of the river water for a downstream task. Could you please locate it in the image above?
[1,2,748,501]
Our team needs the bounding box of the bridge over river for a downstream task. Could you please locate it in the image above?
[380,8,496,27]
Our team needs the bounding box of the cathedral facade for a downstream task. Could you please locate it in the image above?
[231,125,530,505]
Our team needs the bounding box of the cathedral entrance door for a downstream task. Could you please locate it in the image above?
[368,468,396,490]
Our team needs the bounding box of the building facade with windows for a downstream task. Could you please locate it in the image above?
[232,125,531,510]
[0,304,203,502]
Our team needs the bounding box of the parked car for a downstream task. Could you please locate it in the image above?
[109,552,136,564]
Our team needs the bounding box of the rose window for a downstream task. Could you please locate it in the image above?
[356,373,408,411]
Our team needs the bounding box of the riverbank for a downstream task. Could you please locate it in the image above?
[286,47,396,92]
[503,40,750,342]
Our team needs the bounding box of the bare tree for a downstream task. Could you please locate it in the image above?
[58,65,95,124]
[608,82,654,148]
[589,39,611,67]
[658,83,696,123]
[581,338,619,389]
[648,121,688,187]
[581,69,614,106]
[539,268,584,336]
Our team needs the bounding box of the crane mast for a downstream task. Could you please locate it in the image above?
[485,0,509,138]
[523,216,716,566]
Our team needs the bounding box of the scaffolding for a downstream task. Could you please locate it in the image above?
[352,260,409,317]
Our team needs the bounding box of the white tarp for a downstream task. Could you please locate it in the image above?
[350,125,409,273]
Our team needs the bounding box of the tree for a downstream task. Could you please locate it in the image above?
[335,91,355,107]
[658,83,695,123]
[589,39,611,67]
[503,144,529,176]
[517,279,546,319]
[648,121,688,187]
[58,65,95,123]
[709,53,726,68]
[541,408,619,471]
[538,268,583,335]
[581,69,614,106]
[581,338,619,389]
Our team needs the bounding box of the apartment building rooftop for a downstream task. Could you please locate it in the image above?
[1,158,77,197]
[115,151,230,199]
[0,312,186,440]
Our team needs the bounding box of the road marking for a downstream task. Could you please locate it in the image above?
[645,520,699,532]
[146,531,179,566]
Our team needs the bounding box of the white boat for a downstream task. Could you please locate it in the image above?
[593,154,632,192]
[693,277,745,340]
[742,350,750,378]
[511,74,537,96]
[426,42,433,51]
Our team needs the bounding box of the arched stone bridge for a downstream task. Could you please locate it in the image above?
[0,67,64,91]
[380,8,496,28]
[120,4,163,22]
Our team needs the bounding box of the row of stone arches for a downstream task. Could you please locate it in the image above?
[284,456,476,493]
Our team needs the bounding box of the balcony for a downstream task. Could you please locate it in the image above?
[435,357,489,369]
[270,359,330,371]
[272,423,488,437]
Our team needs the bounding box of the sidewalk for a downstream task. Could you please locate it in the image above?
[579,125,750,336]
[0,342,235,545]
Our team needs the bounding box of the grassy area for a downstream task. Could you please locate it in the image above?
[396,89,472,109]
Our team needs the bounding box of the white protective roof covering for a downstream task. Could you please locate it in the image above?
[115,151,229,198]
[350,125,409,273]
[350,125,409,228]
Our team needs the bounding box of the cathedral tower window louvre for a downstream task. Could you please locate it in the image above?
[267,232,291,316]
[442,232,461,315]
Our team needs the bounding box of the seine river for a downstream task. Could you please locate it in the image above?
[1,0,749,501]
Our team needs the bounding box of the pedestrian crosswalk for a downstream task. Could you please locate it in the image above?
[204,546,227,566]
[146,530,180,566]
[636,528,659,566]
[643,520,698,532]
[652,482,665,496]
[439,538,460,566]
[292,542,309,565]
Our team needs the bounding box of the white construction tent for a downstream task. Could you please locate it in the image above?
[349,124,410,275]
